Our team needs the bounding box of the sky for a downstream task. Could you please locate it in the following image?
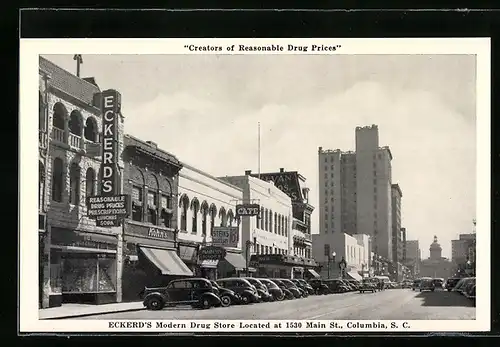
[43,54,477,259]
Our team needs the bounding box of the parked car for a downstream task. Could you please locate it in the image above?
[324,279,349,293]
[294,279,315,295]
[209,280,240,307]
[453,277,474,293]
[419,278,436,292]
[216,278,260,304]
[143,278,221,310]
[464,284,476,301]
[445,278,461,291]
[401,280,413,289]
[258,278,285,301]
[462,278,476,297]
[308,279,330,295]
[278,278,305,298]
[412,278,422,291]
[270,279,295,299]
[359,278,377,293]
[241,277,274,302]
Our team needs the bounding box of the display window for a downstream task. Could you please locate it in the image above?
[50,250,62,294]
[60,253,117,293]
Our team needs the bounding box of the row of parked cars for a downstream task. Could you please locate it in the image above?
[142,277,364,310]
[446,277,476,301]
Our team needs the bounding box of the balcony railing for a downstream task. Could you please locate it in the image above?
[39,130,47,149]
[69,133,82,148]
[52,127,64,142]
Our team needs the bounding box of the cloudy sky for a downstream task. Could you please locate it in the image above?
[44,54,476,259]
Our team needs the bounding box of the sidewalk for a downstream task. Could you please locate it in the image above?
[39,301,145,320]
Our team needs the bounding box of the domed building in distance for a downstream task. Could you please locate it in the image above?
[419,236,452,279]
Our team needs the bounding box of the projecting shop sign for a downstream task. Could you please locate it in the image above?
[100,89,121,195]
[86,195,130,227]
[211,226,239,248]
[235,204,260,217]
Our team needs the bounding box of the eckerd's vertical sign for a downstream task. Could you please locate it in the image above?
[101,90,121,196]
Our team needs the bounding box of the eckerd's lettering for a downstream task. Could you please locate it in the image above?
[100,90,120,195]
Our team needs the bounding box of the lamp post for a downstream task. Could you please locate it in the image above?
[245,240,253,277]
[327,252,336,279]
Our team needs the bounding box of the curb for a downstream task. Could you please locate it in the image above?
[41,306,146,320]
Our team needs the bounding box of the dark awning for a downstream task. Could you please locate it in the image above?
[307,269,321,278]
[138,246,193,276]
[224,252,247,271]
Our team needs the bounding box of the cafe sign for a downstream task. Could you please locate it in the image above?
[235,204,260,217]
[199,246,226,261]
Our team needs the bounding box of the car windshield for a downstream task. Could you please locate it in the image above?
[261,280,279,289]
[272,279,284,286]
[280,280,296,288]
[246,278,261,286]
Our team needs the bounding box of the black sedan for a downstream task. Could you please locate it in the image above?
[258,278,285,301]
[210,280,240,307]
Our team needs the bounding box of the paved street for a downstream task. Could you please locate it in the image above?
[71,289,475,320]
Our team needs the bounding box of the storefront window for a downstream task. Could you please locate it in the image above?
[50,251,62,294]
[61,254,116,293]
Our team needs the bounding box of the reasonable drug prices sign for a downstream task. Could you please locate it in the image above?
[211,226,239,248]
[86,195,130,227]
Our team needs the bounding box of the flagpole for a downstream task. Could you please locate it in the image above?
[258,122,261,179]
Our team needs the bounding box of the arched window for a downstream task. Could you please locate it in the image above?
[161,209,172,228]
[269,210,273,233]
[219,207,227,227]
[39,162,45,209]
[200,201,208,235]
[180,195,189,231]
[264,208,268,231]
[260,207,264,230]
[69,110,83,136]
[148,207,157,225]
[39,92,45,131]
[51,158,63,202]
[227,210,234,227]
[84,117,98,142]
[274,212,277,234]
[85,168,95,198]
[191,198,200,233]
[52,103,66,130]
[209,204,217,235]
[69,163,81,205]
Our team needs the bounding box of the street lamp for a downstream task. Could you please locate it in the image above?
[327,251,336,279]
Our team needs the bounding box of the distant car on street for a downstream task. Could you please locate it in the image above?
[307,279,330,295]
[359,278,377,293]
[412,278,422,291]
[419,278,436,292]
[432,278,444,290]
[143,278,221,310]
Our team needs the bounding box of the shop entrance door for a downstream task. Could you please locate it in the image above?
[39,243,44,308]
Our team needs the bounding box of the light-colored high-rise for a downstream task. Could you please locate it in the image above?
[317,125,394,260]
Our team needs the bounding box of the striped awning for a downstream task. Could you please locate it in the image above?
[138,246,193,276]
[307,269,321,278]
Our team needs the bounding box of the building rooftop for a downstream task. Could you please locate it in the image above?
[39,56,101,106]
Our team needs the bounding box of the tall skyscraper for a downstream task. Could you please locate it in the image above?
[391,183,403,264]
[317,125,394,260]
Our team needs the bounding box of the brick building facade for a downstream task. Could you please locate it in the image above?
[39,56,125,307]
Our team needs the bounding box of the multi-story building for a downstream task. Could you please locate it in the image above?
[419,236,452,279]
[401,227,407,263]
[221,172,315,279]
[451,233,476,276]
[120,135,187,302]
[317,125,394,261]
[390,184,404,280]
[404,239,420,276]
[39,56,124,308]
[177,163,244,279]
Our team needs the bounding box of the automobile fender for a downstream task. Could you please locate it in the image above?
[220,289,239,300]
[241,289,256,297]
[201,292,221,305]
[143,292,167,305]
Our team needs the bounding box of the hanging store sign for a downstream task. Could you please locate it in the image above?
[100,89,121,196]
[211,226,239,248]
[235,204,260,217]
[199,246,226,261]
[86,194,130,227]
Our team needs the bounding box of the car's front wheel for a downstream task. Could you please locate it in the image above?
[241,294,251,305]
[220,295,231,307]
[200,297,212,309]
[145,297,164,311]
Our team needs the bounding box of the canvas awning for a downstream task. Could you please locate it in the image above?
[346,271,363,281]
[224,252,247,271]
[138,246,193,276]
[307,269,321,278]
